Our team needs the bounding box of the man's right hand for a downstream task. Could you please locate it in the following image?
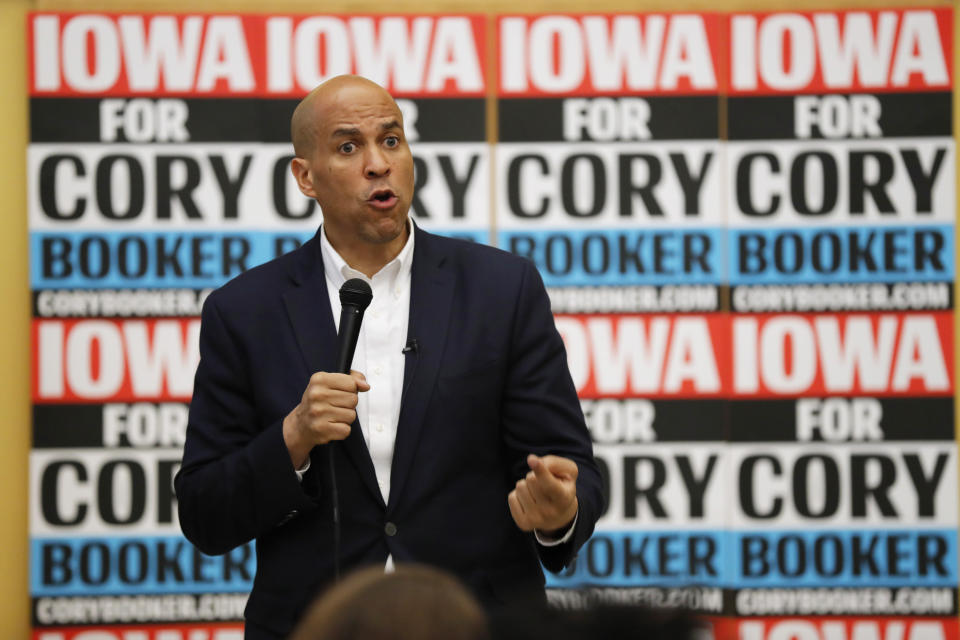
[282,370,370,469]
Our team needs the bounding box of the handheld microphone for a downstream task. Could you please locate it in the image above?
[330,277,372,582]
[335,278,373,373]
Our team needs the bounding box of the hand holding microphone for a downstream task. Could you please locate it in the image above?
[283,279,373,469]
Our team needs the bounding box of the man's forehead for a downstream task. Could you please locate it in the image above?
[328,117,403,137]
[318,93,401,125]
[290,77,405,154]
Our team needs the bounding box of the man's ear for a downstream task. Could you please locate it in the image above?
[290,157,317,198]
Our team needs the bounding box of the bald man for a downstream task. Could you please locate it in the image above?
[175,76,602,639]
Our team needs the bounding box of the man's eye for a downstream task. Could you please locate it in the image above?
[340,142,356,153]
[384,136,399,148]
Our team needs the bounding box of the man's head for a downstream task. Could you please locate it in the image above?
[290,75,414,264]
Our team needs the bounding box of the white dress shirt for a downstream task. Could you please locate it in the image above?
[297,223,574,562]
[318,225,414,503]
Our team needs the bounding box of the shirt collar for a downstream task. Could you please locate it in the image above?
[319,219,415,291]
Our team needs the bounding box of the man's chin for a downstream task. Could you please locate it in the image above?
[363,214,409,245]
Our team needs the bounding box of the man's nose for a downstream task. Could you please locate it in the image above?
[364,146,391,178]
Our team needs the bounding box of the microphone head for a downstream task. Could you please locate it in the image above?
[339,278,373,310]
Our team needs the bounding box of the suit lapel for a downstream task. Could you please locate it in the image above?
[281,237,385,508]
[389,228,455,509]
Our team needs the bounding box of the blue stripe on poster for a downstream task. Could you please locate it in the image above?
[546,530,726,587]
[30,228,489,289]
[30,536,255,596]
[729,225,954,285]
[546,528,957,589]
[499,228,724,287]
[730,529,958,588]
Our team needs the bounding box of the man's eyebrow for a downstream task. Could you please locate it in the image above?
[330,127,361,139]
[329,121,402,139]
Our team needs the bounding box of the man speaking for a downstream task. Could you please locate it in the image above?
[175,75,603,639]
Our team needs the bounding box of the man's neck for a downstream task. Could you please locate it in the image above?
[323,223,411,278]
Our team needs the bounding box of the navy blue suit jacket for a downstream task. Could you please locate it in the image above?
[175,225,602,637]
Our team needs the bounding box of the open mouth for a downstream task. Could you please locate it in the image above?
[368,189,398,208]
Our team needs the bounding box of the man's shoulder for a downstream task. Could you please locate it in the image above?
[206,237,316,310]
[421,230,532,276]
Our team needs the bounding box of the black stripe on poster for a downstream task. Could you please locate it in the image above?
[728,92,952,140]
[33,403,190,448]
[584,399,727,444]
[729,397,954,442]
[725,587,958,617]
[33,289,209,318]
[31,98,486,143]
[727,282,954,313]
[32,593,247,626]
[499,96,719,142]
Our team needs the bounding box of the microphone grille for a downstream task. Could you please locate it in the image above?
[339,278,373,310]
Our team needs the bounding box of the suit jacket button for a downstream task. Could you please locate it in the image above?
[384,522,398,537]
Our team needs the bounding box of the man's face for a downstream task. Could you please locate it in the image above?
[293,82,415,248]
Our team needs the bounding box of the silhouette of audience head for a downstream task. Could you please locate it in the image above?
[289,564,489,640]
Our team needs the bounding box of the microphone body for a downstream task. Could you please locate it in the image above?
[328,277,372,582]
[335,279,374,373]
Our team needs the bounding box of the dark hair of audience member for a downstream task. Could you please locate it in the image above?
[288,564,490,640]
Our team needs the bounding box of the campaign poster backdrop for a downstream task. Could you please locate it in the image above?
[723,9,956,639]
[27,9,956,640]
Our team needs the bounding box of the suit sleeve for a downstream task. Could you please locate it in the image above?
[500,260,604,572]
[175,293,318,556]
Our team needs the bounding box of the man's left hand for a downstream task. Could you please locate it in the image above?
[508,454,579,537]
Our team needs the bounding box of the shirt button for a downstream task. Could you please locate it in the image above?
[371,310,380,319]
[385,522,398,537]
[375,423,384,432]
[374,365,383,375]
